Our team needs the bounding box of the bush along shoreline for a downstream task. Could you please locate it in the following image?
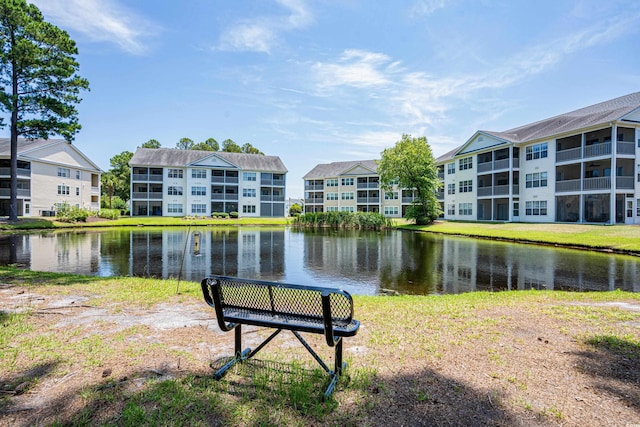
[292,211,393,230]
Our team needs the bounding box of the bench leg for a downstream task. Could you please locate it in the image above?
[324,338,347,400]
[214,326,284,380]
[214,326,251,379]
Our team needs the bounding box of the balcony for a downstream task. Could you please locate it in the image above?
[583,176,611,190]
[212,176,238,184]
[556,147,582,163]
[357,197,380,204]
[0,167,31,177]
[584,142,611,158]
[132,191,163,199]
[91,186,100,194]
[305,184,324,191]
[132,173,163,182]
[357,182,379,189]
[211,193,238,201]
[616,176,634,190]
[616,141,635,155]
[305,198,324,204]
[0,188,30,197]
[478,187,492,197]
[261,195,285,202]
[402,196,415,203]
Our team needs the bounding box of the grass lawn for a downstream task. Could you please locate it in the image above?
[1,268,639,426]
[400,221,640,254]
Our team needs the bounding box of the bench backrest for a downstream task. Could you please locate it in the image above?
[202,275,354,327]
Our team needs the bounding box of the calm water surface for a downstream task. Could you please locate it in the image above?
[1,227,639,295]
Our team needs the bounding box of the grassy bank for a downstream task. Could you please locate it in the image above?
[0,216,289,230]
[401,221,640,254]
[1,268,639,426]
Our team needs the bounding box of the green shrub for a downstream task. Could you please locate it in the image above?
[211,212,230,218]
[230,211,239,218]
[99,209,120,220]
[292,211,392,230]
[56,203,90,223]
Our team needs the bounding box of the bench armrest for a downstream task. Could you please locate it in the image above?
[201,278,237,332]
[321,291,340,347]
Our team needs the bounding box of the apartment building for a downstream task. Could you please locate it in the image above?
[436,92,640,224]
[302,160,414,217]
[0,138,101,217]
[129,148,287,217]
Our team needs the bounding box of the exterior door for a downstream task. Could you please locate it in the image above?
[625,198,634,224]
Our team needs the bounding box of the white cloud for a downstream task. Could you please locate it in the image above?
[409,0,452,17]
[217,0,313,53]
[313,50,396,89]
[30,0,157,55]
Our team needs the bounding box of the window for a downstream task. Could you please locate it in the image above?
[191,203,206,214]
[525,172,548,188]
[243,172,256,181]
[341,177,354,186]
[459,157,473,171]
[340,206,354,212]
[384,206,399,215]
[326,179,338,187]
[458,203,472,215]
[387,178,399,186]
[459,180,473,193]
[75,170,80,179]
[341,192,354,200]
[168,169,183,178]
[525,200,548,216]
[326,192,338,201]
[191,186,206,196]
[168,186,183,196]
[513,202,519,217]
[525,142,548,161]
[242,188,256,197]
[447,204,456,215]
[192,169,206,179]
[384,192,398,200]
[75,187,79,196]
[58,167,70,178]
[447,163,455,174]
[242,205,256,213]
[168,203,183,213]
[447,183,456,195]
[57,185,69,195]
[326,206,339,212]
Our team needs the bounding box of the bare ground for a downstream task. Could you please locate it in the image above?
[1,284,639,426]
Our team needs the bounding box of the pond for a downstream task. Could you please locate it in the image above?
[1,227,639,295]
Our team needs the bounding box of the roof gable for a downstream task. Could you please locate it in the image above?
[456,132,511,156]
[342,163,377,176]
[0,138,101,171]
[621,106,640,123]
[190,153,237,169]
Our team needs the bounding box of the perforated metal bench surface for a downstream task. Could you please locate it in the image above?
[201,275,360,398]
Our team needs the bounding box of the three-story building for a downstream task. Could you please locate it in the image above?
[437,92,640,224]
[129,148,287,217]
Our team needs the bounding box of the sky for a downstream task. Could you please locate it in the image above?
[14,0,640,197]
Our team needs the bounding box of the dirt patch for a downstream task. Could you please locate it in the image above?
[1,285,639,426]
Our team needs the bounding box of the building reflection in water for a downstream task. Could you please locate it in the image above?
[0,228,639,295]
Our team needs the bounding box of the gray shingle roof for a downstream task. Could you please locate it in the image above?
[302,160,378,180]
[482,91,640,143]
[0,138,67,156]
[129,148,287,172]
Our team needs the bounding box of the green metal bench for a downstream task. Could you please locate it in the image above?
[201,275,360,398]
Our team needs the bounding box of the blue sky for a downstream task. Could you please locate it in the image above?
[19,0,640,197]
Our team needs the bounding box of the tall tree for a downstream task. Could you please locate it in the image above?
[192,137,219,151]
[241,142,264,155]
[221,138,242,153]
[103,150,133,202]
[378,134,440,224]
[0,0,89,220]
[176,137,194,150]
[140,139,161,149]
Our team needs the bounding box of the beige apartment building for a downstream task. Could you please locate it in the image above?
[0,138,101,217]
[303,160,414,217]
